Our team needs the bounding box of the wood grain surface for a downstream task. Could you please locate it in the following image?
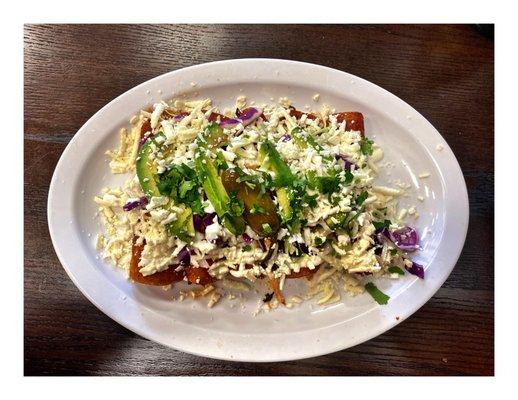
[24,24,494,376]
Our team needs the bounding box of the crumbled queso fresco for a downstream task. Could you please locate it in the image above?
[94,96,425,310]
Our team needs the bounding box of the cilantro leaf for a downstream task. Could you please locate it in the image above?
[261,223,273,235]
[373,219,391,230]
[250,203,265,215]
[215,151,229,171]
[360,138,374,156]
[228,190,245,217]
[242,245,252,252]
[179,180,196,198]
[356,191,369,206]
[157,163,203,209]
[388,266,405,275]
[364,282,390,305]
[318,175,341,194]
[314,237,326,246]
[303,193,318,208]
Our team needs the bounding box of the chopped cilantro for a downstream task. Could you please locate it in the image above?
[242,245,252,252]
[390,248,398,256]
[157,163,203,213]
[326,212,348,230]
[250,203,265,215]
[365,282,390,305]
[214,151,229,171]
[373,219,391,230]
[303,193,318,208]
[329,193,341,206]
[355,191,369,206]
[228,190,245,217]
[319,176,341,194]
[343,169,354,185]
[179,180,196,198]
[388,266,405,275]
[314,237,326,246]
[360,138,374,156]
[262,223,273,234]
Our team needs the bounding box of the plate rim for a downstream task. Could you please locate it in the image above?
[48,58,469,362]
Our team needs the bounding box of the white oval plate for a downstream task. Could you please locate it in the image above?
[48,59,468,362]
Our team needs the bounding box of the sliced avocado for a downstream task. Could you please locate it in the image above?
[291,127,333,162]
[325,212,348,230]
[258,140,294,186]
[258,140,296,226]
[137,134,195,242]
[167,206,194,242]
[276,188,293,223]
[136,138,161,197]
[291,127,321,150]
[203,122,228,148]
[194,149,245,236]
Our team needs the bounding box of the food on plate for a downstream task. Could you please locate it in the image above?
[94,96,423,309]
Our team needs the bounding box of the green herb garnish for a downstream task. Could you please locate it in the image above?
[242,245,252,252]
[303,193,318,208]
[157,163,203,214]
[355,191,369,206]
[373,219,391,230]
[388,266,405,275]
[228,190,245,217]
[343,169,354,185]
[360,138,374,156]
[215,151,229,171]
[250,203,265,215]
[364,282,390,305]
[314,237,326,246]
[261,223,273,235]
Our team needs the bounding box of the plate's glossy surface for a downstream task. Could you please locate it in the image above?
[48,59,469,362]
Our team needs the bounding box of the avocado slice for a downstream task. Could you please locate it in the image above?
[167,206,194,243]
[291,127,334,163]
[136,137,161,197]
[276,188,293,223]
[291,127,322,151]
[258,140,296,223]
[203,122,228,148]
[136,134,195,241]
[258,140,295,187]
[194,149,245,236]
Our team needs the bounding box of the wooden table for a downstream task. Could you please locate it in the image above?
[24,24,494,376]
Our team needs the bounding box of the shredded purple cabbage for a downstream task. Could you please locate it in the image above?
[388,226,420,252]
[123,196,148,211]
[218,107,262,129]
[242,233,253,244]
[138,135,149,148]
[376,226,419,252]
[335,154,356,170]
[281,134,291,142]
[219,118,242,129]
[238,107,262,127]
[406,262,425,279]
[193,213,216,234]
[177,246,190,266]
